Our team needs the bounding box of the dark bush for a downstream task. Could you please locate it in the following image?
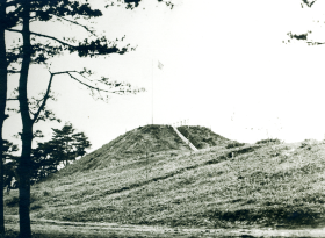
[189,136,201,148]
[225,142,245,149]
[7,195,37,207]
[203,137,213,143]
[6,196,20,207]
[31,205,43,210]
[196,143,204,149]
[174,136,182,143]
[300,143,312,150]
[178,127,189,138]
[256,138,281,144]
[207,206,320,226]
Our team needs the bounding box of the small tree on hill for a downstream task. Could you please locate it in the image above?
[31,141,58,180]
[31,123,91,179]
[50,123,91,166]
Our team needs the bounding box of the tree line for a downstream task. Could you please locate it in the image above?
[2,123,91,186]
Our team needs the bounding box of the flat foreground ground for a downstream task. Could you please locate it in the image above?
[5,141,325,237]
[4,216,325,237]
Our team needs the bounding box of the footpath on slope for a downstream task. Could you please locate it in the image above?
[172,125,197,151]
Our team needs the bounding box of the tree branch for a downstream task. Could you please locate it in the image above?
[6,29,131,59]
[52,70,80,75]
[33,73,53,123]
[286,30,325,45]
[32,70,82,123]
[66,72,123,94]
[57,17,97,37]
[6,29,77,48]
[31,69,143,123]
[301,0,316,8]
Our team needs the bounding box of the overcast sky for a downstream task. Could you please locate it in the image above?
[4,0,325,154]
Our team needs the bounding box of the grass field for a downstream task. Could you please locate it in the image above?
[3,125,325,237]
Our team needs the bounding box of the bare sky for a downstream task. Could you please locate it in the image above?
[4,0,325,154]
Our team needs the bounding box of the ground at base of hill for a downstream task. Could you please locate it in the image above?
[5,218,325,238]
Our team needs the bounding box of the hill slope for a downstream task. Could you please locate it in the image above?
[4,126,325,232]
[65,124,192,173]
[57,124,232,174]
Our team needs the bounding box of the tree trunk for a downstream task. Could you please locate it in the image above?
[0,0,8,236]
[19,1,32,237]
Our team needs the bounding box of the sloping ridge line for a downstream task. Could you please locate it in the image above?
[172,125,198,151]
[99,154,227,198]
[85,144,261,199]
[100,145,264,197]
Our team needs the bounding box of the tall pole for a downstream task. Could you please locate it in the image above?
[231,111,234,142]
[151,59,153,125]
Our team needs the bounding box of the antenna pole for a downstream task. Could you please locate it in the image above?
[151,59,153,125]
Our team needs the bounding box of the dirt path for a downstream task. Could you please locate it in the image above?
[5,216,325,237]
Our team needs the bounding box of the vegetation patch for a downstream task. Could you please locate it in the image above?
[177,126,230,149]
[255,138,281,144]
[6,196,20,208]
[206,206,322,227]
[6,194,38,208]
[225,142,245,149]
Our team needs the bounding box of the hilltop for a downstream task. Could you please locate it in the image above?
[4,125,325,236]
[56,124,231,175]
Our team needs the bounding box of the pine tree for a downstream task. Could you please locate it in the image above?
[31,123,91,178]
[1,1,174,237]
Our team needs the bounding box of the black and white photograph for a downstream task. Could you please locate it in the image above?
[1,0,325,237]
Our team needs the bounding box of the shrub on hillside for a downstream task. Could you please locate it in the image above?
[174,136,182,143]
[202,137,213,143]
[225,142,245,149]
[178,127,189,138]
[256,138,281,144]
[300,142,312,150]
[196,143,204,149]
[189,136,201,148]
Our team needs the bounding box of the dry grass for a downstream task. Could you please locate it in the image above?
[4,139,325,231]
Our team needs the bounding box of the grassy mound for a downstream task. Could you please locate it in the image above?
[55,124,192,175]
[4,137,325,230]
